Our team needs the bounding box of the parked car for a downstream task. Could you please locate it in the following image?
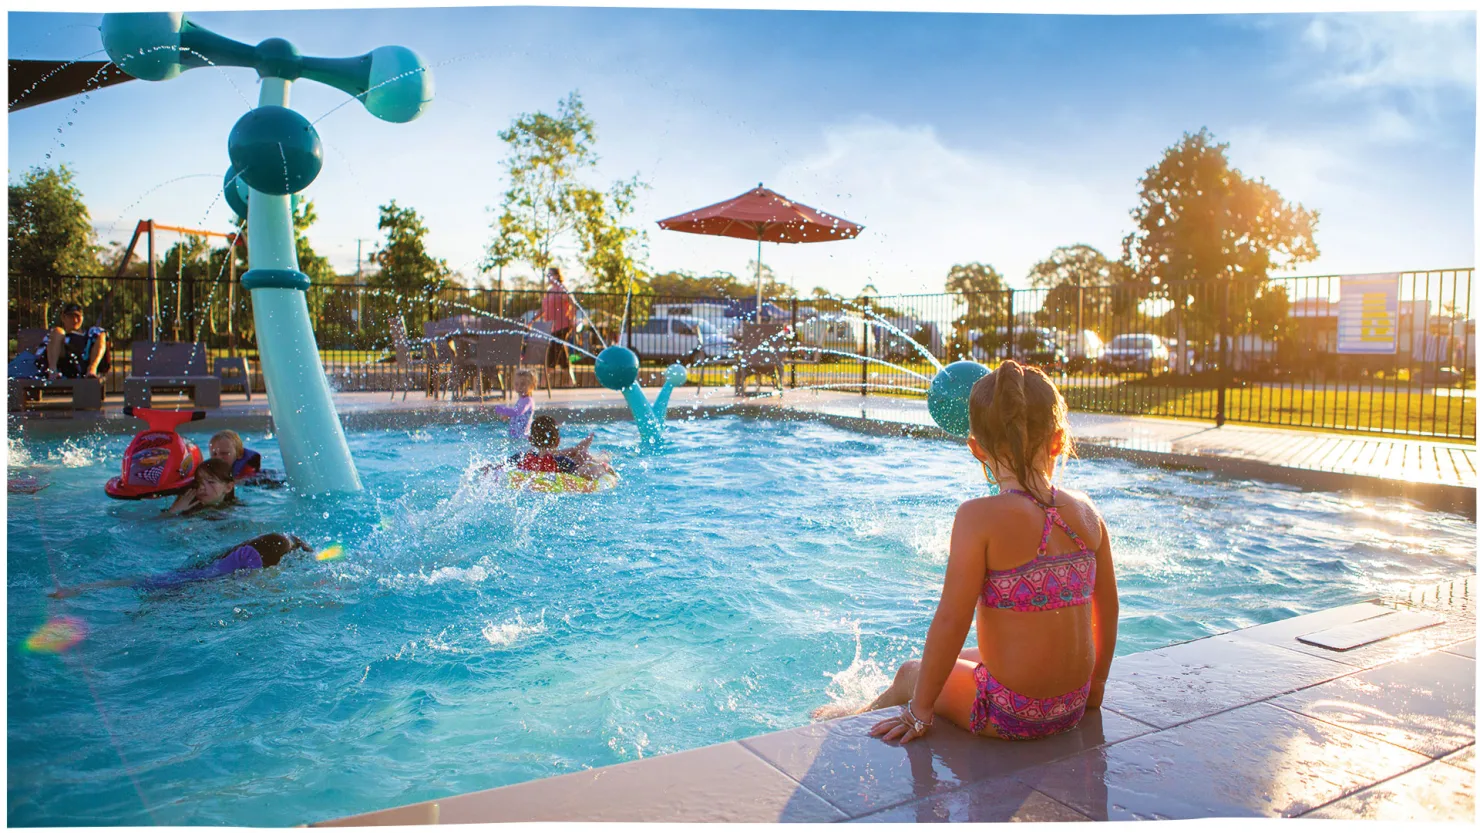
[1166,338,1200,374]
[967,327,1067,371]
[624,316,736,363]
[1061,329,1105,371]
[1100,333,1170,373]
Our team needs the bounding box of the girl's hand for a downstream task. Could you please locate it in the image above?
[48,587,77,599]
[868,703,934,744]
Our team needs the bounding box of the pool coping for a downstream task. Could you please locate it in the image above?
[312,576,1474,825]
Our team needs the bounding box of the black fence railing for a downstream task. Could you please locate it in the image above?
[8,268,1474,441]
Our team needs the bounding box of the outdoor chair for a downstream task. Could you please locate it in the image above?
[8,327,105,413]
[388,317,425,401]
[733,322,789,396]
[457,333,524,401]
[214,356,252,401]
[519,321,557,399]
[123,341,221,409]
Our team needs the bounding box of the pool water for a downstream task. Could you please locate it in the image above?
[7,415,1474,826]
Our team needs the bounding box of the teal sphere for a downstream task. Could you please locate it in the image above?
[100,12,184,82]
[223,165,250,218]
[664,363,688,388]
[227,106,322,195]
[927,360,989,438]
[364,45,433,123]
[595,346,640,391]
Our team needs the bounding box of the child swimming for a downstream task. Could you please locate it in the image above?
[48,532,313,597]
[826,359,1119,743]
[208,429,263,481]
[492,369,537,441]
[165,458,238,516]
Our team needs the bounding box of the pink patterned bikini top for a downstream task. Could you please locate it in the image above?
[981,487,1097,613]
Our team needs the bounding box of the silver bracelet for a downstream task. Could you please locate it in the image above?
[902,701,932,734]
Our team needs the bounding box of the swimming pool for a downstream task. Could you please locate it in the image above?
[7,414,1474,826]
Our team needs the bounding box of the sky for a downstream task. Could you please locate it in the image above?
[7,5,1476,297]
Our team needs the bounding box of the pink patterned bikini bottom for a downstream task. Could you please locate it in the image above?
[968,665,1090,740]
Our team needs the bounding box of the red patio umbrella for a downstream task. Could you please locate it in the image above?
[657,183,862,320]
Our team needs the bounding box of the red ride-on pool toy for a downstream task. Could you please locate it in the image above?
[104,407,208,500]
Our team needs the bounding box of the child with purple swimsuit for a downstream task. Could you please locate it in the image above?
[48,533,312,598]
[492,368,537,441]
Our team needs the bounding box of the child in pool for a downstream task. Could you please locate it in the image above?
[501,415,613,479]
[165,458,238,516]
[208,429,262,481]
[823,360,1119,743]
[48,532,313,597]
[492,369,537,441]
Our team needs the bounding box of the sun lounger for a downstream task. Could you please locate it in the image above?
[8,328,104,412]
[123,341,221,409]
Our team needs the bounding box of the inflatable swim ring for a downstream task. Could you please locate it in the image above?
[105,407,207,500]
[496,467,619,494]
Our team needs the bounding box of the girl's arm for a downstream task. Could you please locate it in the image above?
[908,501,991,723]
[49,578,139,598]
[491,403,515,420]
[1087,517,1119,708]
[164,490,197,515]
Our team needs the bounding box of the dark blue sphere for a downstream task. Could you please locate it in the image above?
[927,360,989,438]
[227,106,322,195]
[222,165,249,218]
[595,346,640,391]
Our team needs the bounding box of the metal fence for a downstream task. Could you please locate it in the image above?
[8,268,1474,441]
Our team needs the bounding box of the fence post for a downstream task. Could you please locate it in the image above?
[1215,280,1230,427]
[1005,291,1015,362]
[789,297,798,388]
[861,301,870,398]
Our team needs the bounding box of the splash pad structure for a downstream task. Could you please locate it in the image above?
[100,12,433,494]
[594,346,688,445]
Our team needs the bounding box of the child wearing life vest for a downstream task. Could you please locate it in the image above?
[208,430,263,481]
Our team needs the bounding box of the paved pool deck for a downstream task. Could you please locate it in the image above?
[11,387,1476,824]
[317,576,1474,825]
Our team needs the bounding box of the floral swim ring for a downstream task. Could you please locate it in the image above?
[496,467,619,494]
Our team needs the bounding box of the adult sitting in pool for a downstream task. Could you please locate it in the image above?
[164,458,239,516]
[32,302,110,379]
[500,415,613,479]
[48,533,313,597]
[818,359,1120,743]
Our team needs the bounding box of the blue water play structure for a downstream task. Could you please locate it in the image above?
[100,12,433,494]
[594,346,688,445]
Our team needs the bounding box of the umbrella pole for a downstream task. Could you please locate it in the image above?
[755,234,763,322]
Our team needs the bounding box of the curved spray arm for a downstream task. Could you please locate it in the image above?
[100,12,434,494]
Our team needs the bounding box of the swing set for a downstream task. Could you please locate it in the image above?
[111,219,247,353]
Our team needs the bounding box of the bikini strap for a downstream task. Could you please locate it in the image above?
[1004,487,1087,555]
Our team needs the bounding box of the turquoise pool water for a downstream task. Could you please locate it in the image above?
[7,415,1474,826]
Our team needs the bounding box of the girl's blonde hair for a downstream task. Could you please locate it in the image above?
[514,368,537,388]
[968,359,1074,504]
[210,429,244,457]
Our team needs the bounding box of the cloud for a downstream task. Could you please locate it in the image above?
[1299,12,1475,94]
[644,116,1136,296]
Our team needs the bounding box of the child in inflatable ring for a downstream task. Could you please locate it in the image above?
[164,458,238,516]
[498,415,613,479]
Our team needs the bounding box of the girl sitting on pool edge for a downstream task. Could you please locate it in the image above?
[822,359,1119,743]
[48,532,312,597]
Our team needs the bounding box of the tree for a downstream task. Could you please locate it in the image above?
[1122,128,1318,352]
[1026,244,1125,330]
[8,165,103,277]
[371,200,450,300]
[9,165,106,327]
[944,262,1010,358]
[293,199,336,285]
[487,91,649,292]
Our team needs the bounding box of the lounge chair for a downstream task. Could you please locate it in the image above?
[733,322,789,396]
[8,327,105,412]
[123,341,221,409]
